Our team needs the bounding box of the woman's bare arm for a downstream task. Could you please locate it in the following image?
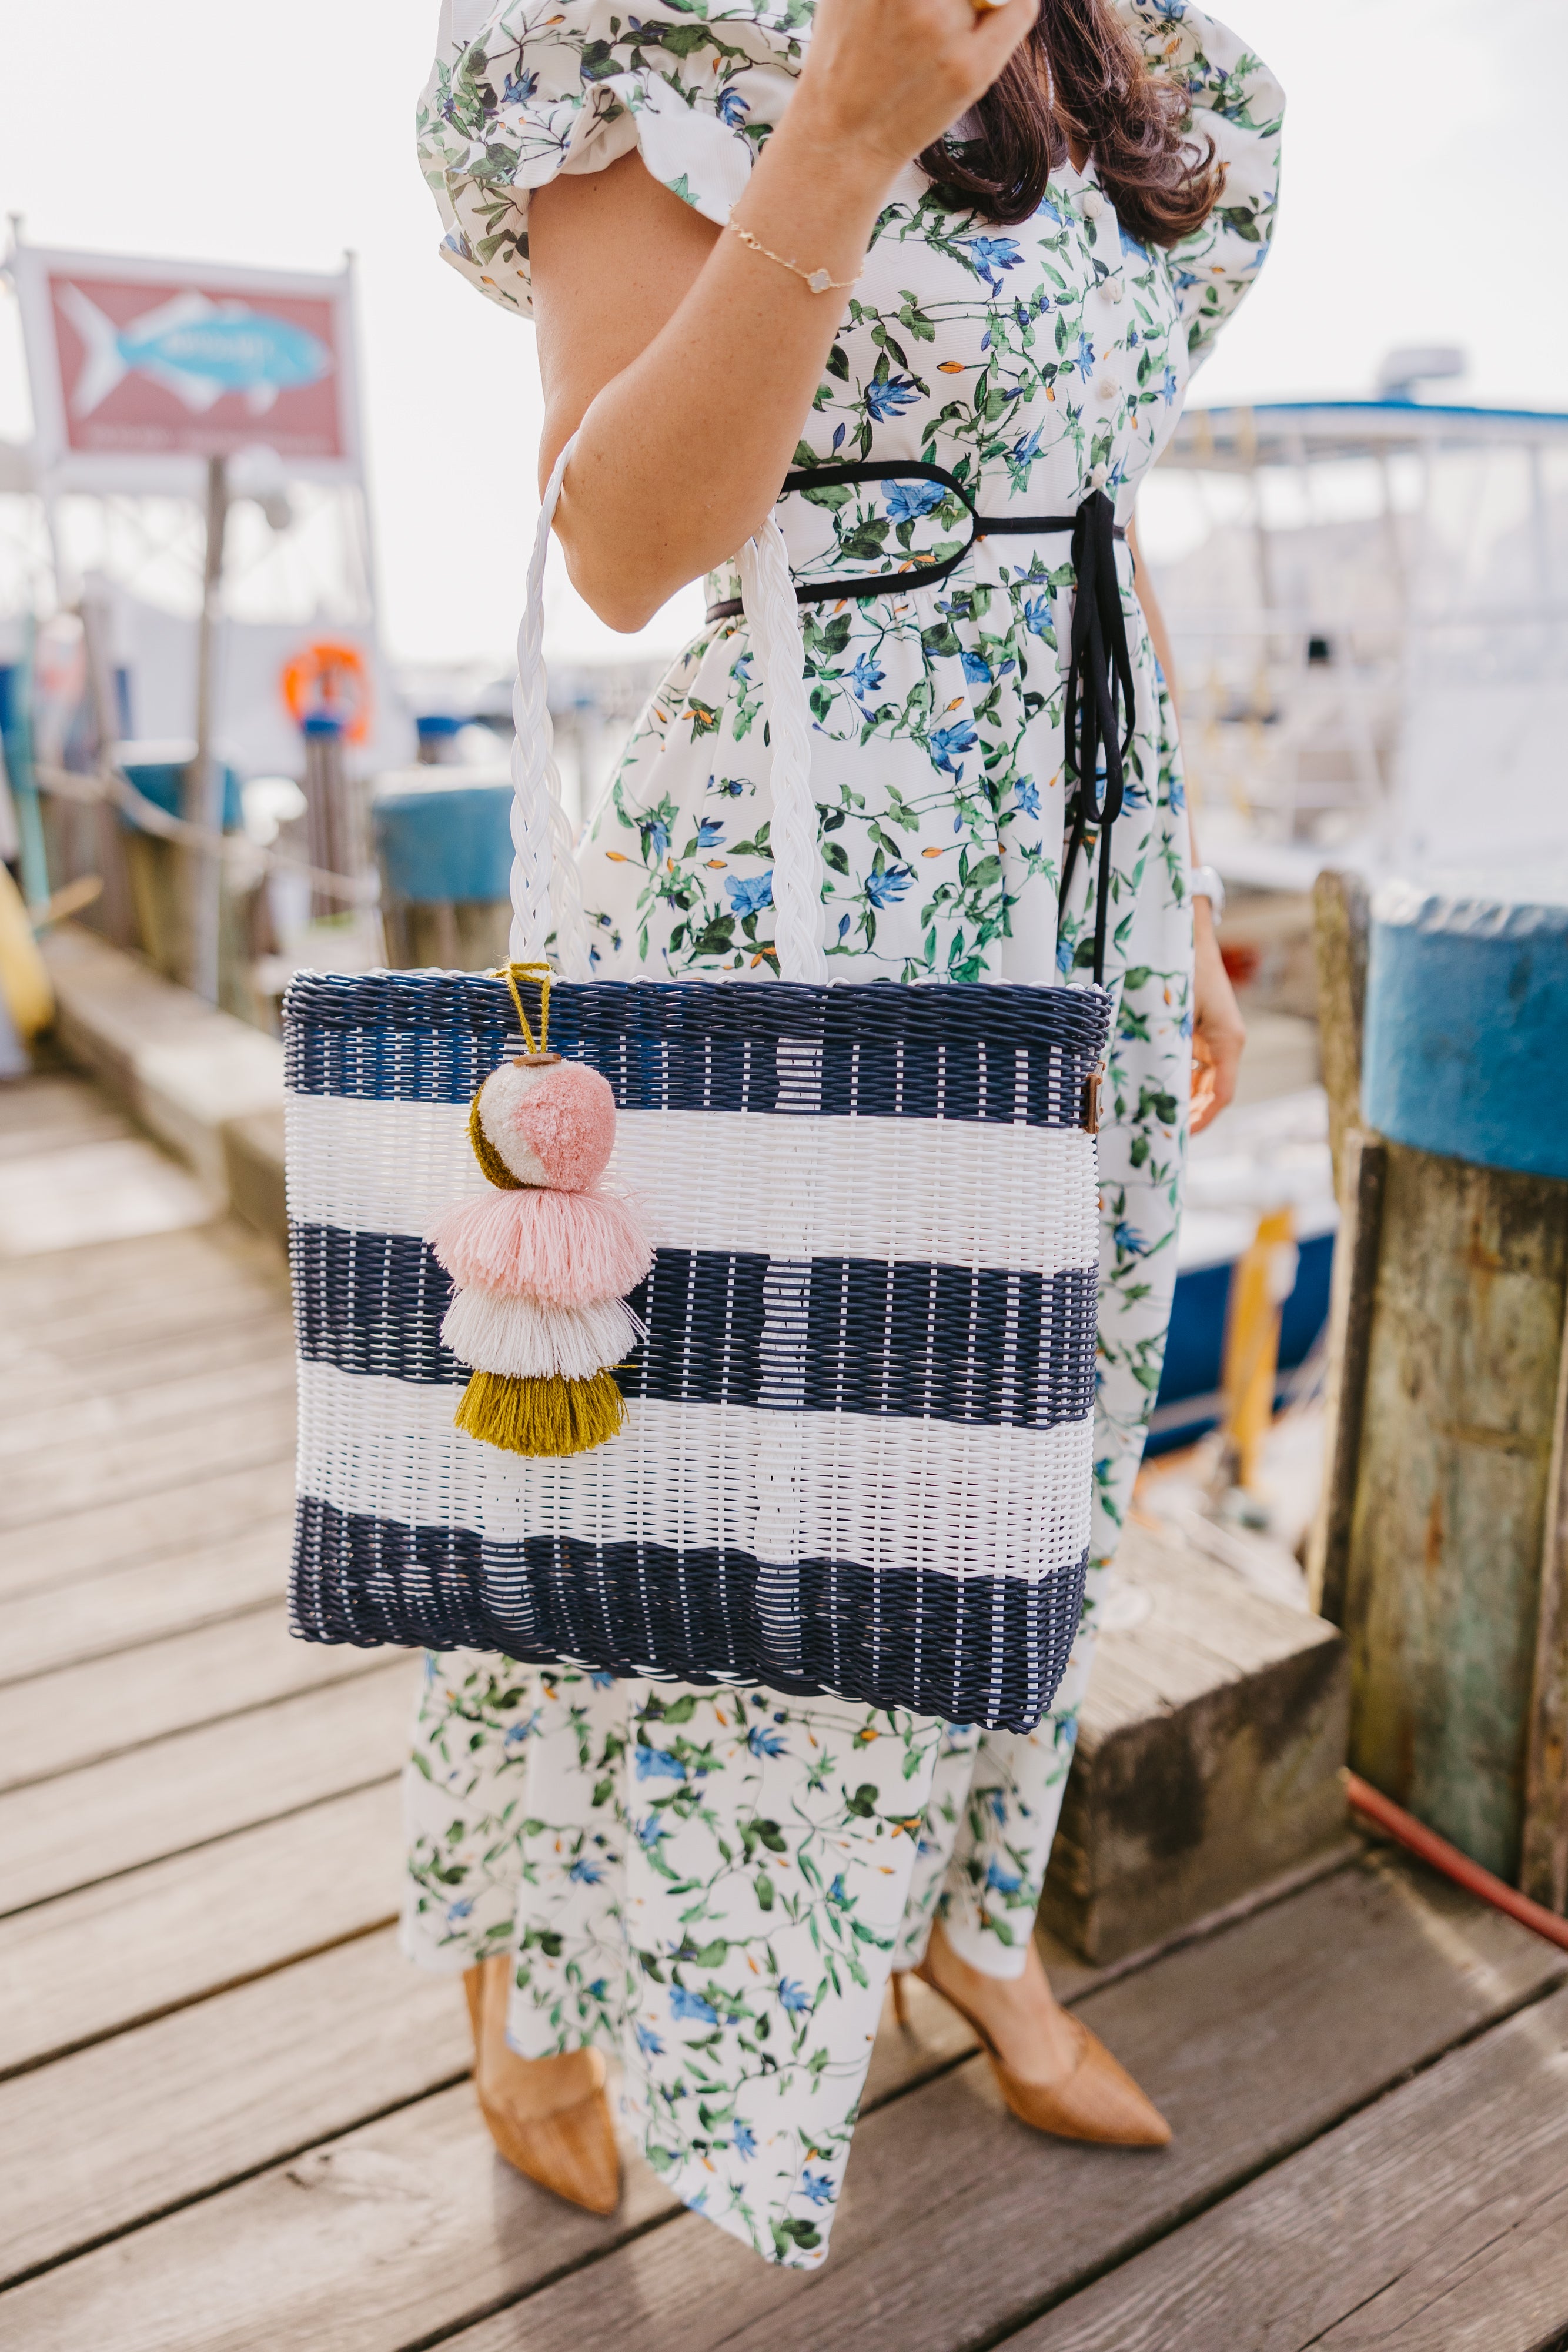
[1126,513,1245,1132]
[529,0,1037,632]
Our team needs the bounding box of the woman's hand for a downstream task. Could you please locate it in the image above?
[1190,897,1245,1135]
[788,0,1039,179]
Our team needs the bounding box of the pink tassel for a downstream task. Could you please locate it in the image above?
[429,1184,654,1307]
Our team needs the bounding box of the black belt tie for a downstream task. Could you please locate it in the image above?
[705,461,1134,987]
[1058,489,1136,988]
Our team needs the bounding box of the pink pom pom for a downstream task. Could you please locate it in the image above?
[429,1184,653,1306]
[512,1061,617,1191]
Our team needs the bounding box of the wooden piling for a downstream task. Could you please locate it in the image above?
[1340,1145,1568,1882]
[1523,1315,1568,1910]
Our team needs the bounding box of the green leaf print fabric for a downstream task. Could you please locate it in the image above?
[409,0,1282,2271]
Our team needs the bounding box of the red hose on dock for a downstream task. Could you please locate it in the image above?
[1345,1772,1568,1954]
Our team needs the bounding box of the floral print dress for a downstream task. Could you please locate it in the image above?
[410,0,1282,2270]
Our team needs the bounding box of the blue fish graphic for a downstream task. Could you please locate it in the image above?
[60,286,332,418]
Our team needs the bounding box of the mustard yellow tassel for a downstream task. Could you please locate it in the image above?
[454,1367,626,1456]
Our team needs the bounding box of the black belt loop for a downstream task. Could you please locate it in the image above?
[705,459,1134,991]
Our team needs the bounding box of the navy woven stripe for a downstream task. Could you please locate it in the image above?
[291,1224,457,1384]
[289,1494,1088,1732]
[289,1498,489,1651]
[283,972,1111,1127]
[290,1225,1099,1431]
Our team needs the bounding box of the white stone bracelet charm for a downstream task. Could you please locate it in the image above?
[725,220,859,298]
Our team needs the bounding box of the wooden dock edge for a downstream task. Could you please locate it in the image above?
[38,923,288,1250]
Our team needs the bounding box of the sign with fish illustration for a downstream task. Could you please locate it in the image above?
[12,244,360,484]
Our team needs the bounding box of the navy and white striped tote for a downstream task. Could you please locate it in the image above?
[284,445,1111,1733]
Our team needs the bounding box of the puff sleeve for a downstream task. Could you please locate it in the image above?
[1119,1,1285,366]
[416,0,810,315]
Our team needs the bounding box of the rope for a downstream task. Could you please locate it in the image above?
[510,437,593,977]
[32,759,378,905]
[737,516,828,986]
[492,957,553,1054]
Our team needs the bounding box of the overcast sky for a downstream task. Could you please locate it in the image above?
[1,0,1560,667]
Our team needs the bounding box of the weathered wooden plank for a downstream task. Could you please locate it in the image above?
[0,1135,216,1258]
[0,1458,298,1599]
[0,1779,402,2075]
[0,1519,291,1679]
[0,1391,296,1530]
[0,1665,415,1916]
[446,1856,1568,2352]
[0,1218,257,1312]
[1345,1141,1568,1878]
[0,2083,674,2352]
[1524,1304,1568,1913]
[0,1258,283,1359]
[0,1959,1028,2347]
[0,1077,129,1162]
[1007,1981,1568,2352]
[0,1927,470,2287]
[0,1349,296,1465]
[0,1606,387,1792]
[0,1307,291,1421]
[1308,1130,1387,1627]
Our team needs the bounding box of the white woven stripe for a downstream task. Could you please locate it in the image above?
[285,1095,1100,1277]
[296,1358,489,1534]
[509,436,593,978]
[296,1361,1094,1582]
[737,519,826,985]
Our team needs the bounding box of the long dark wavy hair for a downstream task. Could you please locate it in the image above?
[921,0,1225,246]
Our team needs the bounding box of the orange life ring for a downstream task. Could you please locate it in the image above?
[281,639,372,744]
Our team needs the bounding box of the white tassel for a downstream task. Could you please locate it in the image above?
[442,1285,645,1381]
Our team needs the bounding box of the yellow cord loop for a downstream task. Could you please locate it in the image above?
[492,960,553,1055]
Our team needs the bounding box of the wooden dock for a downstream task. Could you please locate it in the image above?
[5,1067,1568,2352]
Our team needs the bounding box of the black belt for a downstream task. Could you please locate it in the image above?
[704,460,1135,989]
[703,460,1126,621]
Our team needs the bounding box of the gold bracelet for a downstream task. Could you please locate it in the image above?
[724,218,859,297]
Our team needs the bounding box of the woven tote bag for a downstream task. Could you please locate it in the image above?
[284,446,1112,1733]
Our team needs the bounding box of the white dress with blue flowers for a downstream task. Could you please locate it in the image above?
[408,0,1282,2270]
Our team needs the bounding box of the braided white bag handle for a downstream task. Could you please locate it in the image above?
[511,442,827,984]
[736,518,828,985]
[509,437,594,976]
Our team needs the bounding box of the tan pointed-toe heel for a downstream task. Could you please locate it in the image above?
[463,1957,622,2215]
[990,2014,1171,2146]
[911,1935,1171,2150]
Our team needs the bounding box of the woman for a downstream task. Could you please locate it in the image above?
[408,0,1279,2268]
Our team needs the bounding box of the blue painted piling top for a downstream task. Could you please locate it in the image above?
[119,750,242,834]
[372,775,513,905]
[1363,875,1568,1181]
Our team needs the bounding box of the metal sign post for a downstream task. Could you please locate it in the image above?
[188,453,229,1002]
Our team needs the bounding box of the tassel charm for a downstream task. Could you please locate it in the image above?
[454,1367,628,1456]
[429,962,654,1458]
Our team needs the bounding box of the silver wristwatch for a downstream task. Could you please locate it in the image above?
[1189,863,1226,924]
